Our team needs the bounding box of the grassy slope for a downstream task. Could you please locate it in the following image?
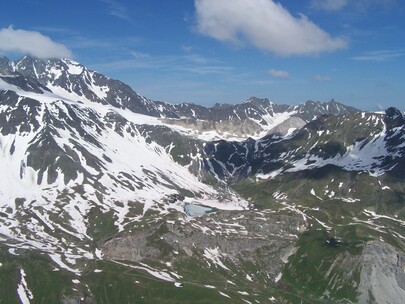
[232,166,405,303]
[0,246,237,304]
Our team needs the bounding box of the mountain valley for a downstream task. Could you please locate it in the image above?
[0,56,404,304]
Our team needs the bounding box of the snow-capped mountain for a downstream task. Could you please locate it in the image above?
[0,56,164,116]
[0,57,249,284]
[0,56,404,304]
[203,108,405,181]
[1,56,358,141]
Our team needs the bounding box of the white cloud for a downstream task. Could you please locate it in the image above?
[194,0,347,56]
[310,0,348,11]
[182,45,194,52]
[101,0,129,20]
[311,0,398,12]
[269,69,289,78]
[354,0,397,12]
[314,75,331,81]
[350,50,405,62]
[0,26,72,58]
[93,53,232,76]
[131,51,150,59]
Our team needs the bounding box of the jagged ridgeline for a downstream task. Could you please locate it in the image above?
[0,56,404,303]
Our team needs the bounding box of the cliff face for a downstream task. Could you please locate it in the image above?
[358,241,405,304]
[102,210,306,285]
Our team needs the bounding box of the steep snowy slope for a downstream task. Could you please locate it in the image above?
[0,75,247,277]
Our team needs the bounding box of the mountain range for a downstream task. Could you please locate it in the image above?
[0,56,404,304]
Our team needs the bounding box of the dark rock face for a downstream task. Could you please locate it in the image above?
[294,99,358,122]
[201,111,405,181]
[0,57,14,75]
[0,74,50,94]
[0,91,42,135]
[382,107,405,178]
[384,107,405,129]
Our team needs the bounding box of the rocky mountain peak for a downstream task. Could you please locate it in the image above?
[384,107,405,129]
[0,56,11,65]
[16,54,36,65]
[244,96,273,107]
[0,56,14,75]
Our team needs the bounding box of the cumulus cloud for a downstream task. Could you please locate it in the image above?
[310,0,348,11]
[314,75,331,81]
[0,26,72,59]
[194,0,347,56]
[269,68,289,78]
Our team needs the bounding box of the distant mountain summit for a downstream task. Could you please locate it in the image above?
[384,106,405,129]
[1,55,161,116]
[1,56,359,140]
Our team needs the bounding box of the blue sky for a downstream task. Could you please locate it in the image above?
[0,0,404,110]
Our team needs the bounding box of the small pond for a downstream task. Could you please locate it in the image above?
[183,203,217,217]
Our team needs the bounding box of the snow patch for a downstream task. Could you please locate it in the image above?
[203,247,230,271]
[310,189,323,200]
[315,218,332,230]
[219,291,231,298]
[66,63,83,75]
[256,168,283,180]
[238,291,249,296]
[341,197,360,203]
[8,248,19,255]
[17,269,33,304]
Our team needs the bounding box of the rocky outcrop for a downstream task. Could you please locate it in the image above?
[358,241,405,304]
[102,210,306,279]
[161,117,263,138]
[384,107,405,129]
